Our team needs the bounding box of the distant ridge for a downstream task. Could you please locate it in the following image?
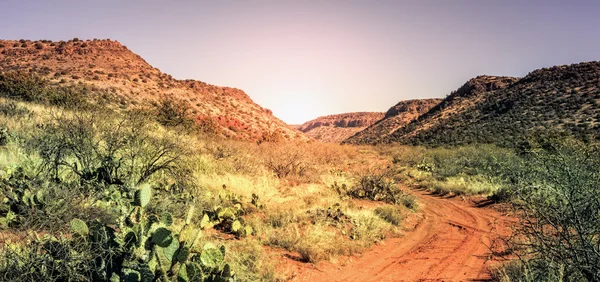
[343,99,442,145]
[380,62,600,146]
[297,112,384,143]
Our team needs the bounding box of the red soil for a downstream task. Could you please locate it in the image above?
[284,187,513,281]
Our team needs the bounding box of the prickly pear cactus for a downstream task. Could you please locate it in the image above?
[134,184,151,208]
[70,218,89,236]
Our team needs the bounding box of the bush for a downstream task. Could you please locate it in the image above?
[503,138,600,281]
[0,186,236,281]
[29,111,192,188]
[156,97,195,129]
[0,127,8,146]
[0,100,30,118]
[260,142,309,179]
[0,72,48,102]
[374,205,403,226]
[0,167,112,231]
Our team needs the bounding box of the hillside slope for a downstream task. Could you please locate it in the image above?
[343,99,442,145]
[384,62,600,146]
[297,112,384,143]
[0,38,306,141]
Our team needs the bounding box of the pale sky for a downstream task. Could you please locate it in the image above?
[1,0,600,124]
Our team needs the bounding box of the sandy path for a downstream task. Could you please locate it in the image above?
[292,187,510,282]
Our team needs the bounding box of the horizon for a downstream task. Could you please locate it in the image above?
[2,0,600,124]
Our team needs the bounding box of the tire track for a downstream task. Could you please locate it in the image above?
[298,187,509,282]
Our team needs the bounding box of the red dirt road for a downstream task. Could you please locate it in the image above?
[291,188,511,282]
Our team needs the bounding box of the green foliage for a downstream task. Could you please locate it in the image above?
[343,170,418,209]
[501,138,600,281]
[1,185,236,281]
[0,126,9,146]
[349,170,397,203]
[135,184,152,208]
[0,100,30,118]
[0,71,91,108]
[203,191,253,237]
[0,167,111,231]
[156,97,195,129]
[0,234,98,281]
[374,206,403,226]
[0,71,47,102]
[29,111,191,188]
[70,218,89,236]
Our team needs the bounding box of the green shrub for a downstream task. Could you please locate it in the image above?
[0,167,113,231]
[0,101,30,117]
[0,126,8,146]
[374,205,403,226]
[29,111,192,188]
[0,186,236,281]
[503,138,600,281]
[156,97,195,129]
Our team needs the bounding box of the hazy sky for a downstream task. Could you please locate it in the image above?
[2,1,600,124]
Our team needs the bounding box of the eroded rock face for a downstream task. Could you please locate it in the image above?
[297,112,385,143]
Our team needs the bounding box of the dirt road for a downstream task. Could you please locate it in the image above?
[293,187,511,282]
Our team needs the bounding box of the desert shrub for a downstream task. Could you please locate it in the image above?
[397,144,519,196]
[0,166,112,231]
[0,71,47,102]
[196,116,222,136]
[28,111,192,188]
[0,235,97,281]
[0,127,9,146]
[0,186,236,281]
[424,144,515,180]
[0,100,30,118]
[226,239,277,281]
[347,169,402,204]
[427,175,501,196]
[259,142,310,179]
[156,97,195,129]
[491,260,571,282]
[374,205,403,226]
[347,210,392,244]
[0,72,90,109]
[502,138,600,281]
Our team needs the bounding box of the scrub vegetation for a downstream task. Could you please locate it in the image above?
[0,73,417,281]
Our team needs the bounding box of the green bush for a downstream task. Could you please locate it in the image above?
[0,126,9,146]
[0,186,236,281]
[156,97,195,129]
[503,138,600,281]
[374,205,403,226]
[0,167,112,231]
[29,111,192,188]
[0,100,30,118]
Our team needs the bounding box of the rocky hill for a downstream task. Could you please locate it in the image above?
[343,99,442,145]
[383,62,600,146]
[0,38,306,141]
[297,112,384,143]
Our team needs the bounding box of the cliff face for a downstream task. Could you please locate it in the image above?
[0,38,307,141]
[297,112,385,143]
